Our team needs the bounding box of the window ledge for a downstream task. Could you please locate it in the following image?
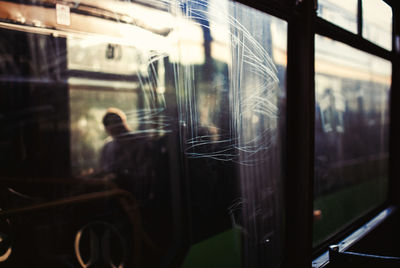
[312,206,397,268]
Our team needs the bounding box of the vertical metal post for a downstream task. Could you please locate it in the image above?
[389,4,400,207]
[283,0,315,267]
[357,0,363,36]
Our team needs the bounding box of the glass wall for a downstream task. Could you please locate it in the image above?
[314,35,391,245]
[0,0,287,267]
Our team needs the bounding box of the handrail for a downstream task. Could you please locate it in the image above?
[0,188,134,218]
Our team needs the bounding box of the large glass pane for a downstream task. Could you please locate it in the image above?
[0,0,287,267]
[363,0,392,51]
[317,0,358,34]
[314,35,391,245]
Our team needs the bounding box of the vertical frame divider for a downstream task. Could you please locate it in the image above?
[284,0,315,267]
[389,4,400,207]
[357,0,363,36]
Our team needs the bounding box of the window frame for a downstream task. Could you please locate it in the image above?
[0,0,398,267]
[233,0,399,267]
[313,0,397,257]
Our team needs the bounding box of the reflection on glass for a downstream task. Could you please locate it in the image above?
[317,0,358,34]
[363,0,392,51]
[314,35,391,245]
[0,0,286,267]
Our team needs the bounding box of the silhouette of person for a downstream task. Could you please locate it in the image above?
[100,108,155,202]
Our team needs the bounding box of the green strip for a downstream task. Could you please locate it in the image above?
[313,177,388,245]
[181,228,242,268]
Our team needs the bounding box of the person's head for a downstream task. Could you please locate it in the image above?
[102,108,130,138]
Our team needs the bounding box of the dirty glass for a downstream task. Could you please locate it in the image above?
[0,0,287,267]
[363,0,392,51]
[317,0,358,34]
[314,35,391,246]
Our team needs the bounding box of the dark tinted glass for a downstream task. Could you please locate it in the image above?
[0,0,287,267]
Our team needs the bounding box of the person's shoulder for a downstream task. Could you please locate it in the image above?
[118,132,156,142]
[101,138,116,152]
[103,136,113,144]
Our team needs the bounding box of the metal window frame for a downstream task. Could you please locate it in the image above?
[0,0,397,267]
[233,1,399,268]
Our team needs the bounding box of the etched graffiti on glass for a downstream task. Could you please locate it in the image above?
[170,0,281,164]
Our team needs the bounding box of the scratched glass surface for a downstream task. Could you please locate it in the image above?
[0,0,286,267]
[317,0,358,34]
[314,35,391,246]
[363,0,392,51]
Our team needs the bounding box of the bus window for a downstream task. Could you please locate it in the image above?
[363,0,392,51]
[0,0,287,267]
[317,0,358,34]
[314,35,391,246]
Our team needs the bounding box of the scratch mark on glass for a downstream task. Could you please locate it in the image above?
[129,0,279,164]
[171,0,280,164]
